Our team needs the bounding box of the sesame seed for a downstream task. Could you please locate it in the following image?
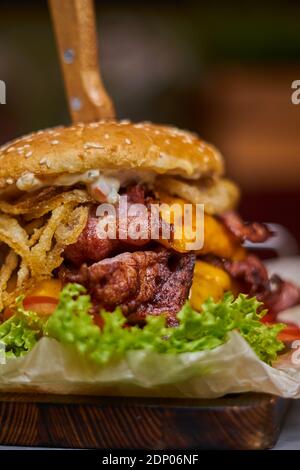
[169,128,192,139]
[23,144,30,148]
[53,132,61,137]
[39,157,51,168]
[50,140,60,145]
[37,130,44,135]
[165,139,170,144]
[104,133,110,140]
[159,152,170,160]
[154,130,161,135]
[6,178,13,185]
[25,151,33,158]
[7,147,15,153]
[84,142,104,149]
[89,123,99,128]
[86,169,100,180]
[120,119,131,125]
[125,138,132,145]
[183,134,194,143]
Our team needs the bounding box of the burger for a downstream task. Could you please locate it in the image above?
[0,120,299,371]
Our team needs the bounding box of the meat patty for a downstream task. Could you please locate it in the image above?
[59,248,196,326]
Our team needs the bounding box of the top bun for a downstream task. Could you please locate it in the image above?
[0,120,224,190]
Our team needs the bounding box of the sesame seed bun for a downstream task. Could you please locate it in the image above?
[0,120,224,191]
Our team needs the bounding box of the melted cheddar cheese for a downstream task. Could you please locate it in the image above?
[190,261,233,310]
[29,279,62,298]
[157,192,245,260]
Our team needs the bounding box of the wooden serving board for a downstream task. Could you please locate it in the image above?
[0,392,290,449]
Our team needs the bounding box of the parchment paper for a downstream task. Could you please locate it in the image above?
[0,257,299,399]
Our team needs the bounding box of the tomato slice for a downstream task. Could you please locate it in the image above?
[262,313,300,344]
[261,312,277,324]
[91,312,104,329]
[278,324,300,343]
[3,308,14,321]
[23,296,58,316]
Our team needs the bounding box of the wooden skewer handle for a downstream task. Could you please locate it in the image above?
[48,0,115,123]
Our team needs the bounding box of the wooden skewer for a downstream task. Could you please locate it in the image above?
[48,0,115,123]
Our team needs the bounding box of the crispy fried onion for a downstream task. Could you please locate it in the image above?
[0,249,18,310]
[0,188,90,307]
[55,205,89,245]
[155,177,240,214]
[0,187,91,218]
[30,205,73,275]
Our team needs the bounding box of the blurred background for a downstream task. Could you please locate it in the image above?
[0,0,300,244]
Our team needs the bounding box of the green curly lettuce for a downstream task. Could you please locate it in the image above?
[0,297,45,358]
[43,284,285,365]
[171,294,285,363]
[0,284,285,363]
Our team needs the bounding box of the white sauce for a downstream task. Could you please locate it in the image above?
[89,175,120,204]
[16,169,156,204]
[16,172,41,191]
[53,169,101,186]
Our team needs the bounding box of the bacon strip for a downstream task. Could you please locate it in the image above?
[223,255,269,295]
[63,184,168,266]
[260,275,300,315]
[203,254,269,295]
[219,211,272,243]
[63,208,119,265]
[204,254,300,315]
